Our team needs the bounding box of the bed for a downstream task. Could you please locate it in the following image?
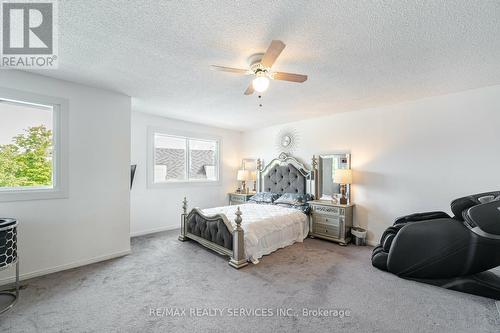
[178,152,316,268]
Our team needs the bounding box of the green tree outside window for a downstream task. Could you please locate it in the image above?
[0,125,53,187]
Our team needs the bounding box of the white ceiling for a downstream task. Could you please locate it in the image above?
[30,1,500,130]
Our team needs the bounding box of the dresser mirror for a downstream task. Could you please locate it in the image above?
[317,153,351,203]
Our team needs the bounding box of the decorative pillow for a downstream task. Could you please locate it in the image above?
[249,192,280,204]
[276,203,311,214]
[275,193,313,205]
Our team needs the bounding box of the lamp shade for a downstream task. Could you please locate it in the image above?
[252,76,269,92]
[250,171,257,181]
[334,169,352,184]
[237,169,251,181]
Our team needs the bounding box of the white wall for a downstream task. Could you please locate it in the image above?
[242,85,500,244]
[0,71,131,283]
[130,111,241,236]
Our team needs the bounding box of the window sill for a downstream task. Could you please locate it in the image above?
[148,180,222,189]
[0,187,68,202]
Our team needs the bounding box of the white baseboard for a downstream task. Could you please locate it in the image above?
[130,225,178,237]
[0,249,131,286]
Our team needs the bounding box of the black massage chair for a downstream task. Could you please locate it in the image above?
[372,191,500,300]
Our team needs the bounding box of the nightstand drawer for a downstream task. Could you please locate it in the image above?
[230,196,246,203]
[312,205,341,216]
[313,215,341,227]
[313,222,340,238]
[228,193,254,205]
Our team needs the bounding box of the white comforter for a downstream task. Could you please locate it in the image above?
[202,203,309,264]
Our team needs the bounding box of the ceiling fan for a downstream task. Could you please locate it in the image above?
[211,40,308,95]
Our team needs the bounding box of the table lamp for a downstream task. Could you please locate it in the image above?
[334,169,352,205]
[237,169,250,193]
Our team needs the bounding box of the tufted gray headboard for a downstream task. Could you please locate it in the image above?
[257,152,314,196]
[263,164,306,194]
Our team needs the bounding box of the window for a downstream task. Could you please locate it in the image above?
[0,100,54,188]
[152,132,219,184]
[0,88,68,201]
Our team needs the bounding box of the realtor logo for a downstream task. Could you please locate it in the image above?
[1,0,58,68]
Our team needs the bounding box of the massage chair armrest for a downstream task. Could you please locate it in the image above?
[386,218,472,278]
[394,211,451,225]
[379,211,451,253]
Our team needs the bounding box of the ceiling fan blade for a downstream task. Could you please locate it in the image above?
[260,40,286,68]
[244,83,254,95]
[272,72,308,83]
[210,65,250,75]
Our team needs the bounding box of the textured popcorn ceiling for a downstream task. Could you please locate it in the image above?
[29,1,500,130]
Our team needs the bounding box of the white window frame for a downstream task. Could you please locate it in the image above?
[0,87,69,202]
[147,127,222,188]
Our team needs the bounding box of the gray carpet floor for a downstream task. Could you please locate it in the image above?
[0,230,498,333]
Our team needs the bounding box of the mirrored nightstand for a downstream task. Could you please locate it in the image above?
[308,200,354,245]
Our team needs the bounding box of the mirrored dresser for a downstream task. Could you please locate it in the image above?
[308,200,354,245]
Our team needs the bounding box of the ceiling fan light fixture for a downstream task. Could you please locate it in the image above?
[252,75,270,93]
[211,40,308,96]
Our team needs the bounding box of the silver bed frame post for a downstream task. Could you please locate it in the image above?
[178,197,188,241]
[312,155,318,199]
[256,158,263,192]
[229,207,248,269]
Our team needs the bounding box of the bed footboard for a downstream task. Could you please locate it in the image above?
[179,197,248,269]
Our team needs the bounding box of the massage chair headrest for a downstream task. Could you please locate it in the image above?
[450,191,500,220]
[464,200,500,237]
